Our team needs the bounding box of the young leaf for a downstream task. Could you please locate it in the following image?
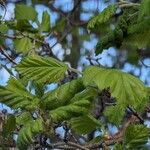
[16,56,68,84]
[83,66,149,112]
[15,4,37,21]
[104,105,125,125]
[87,4,118,31]
[40,11,50,32]
[14,37,32,54]
[0,78,39,110]
[42,78,84,110]
[124,125,148,149]
[17,119,43,150]
[70,115,101,134]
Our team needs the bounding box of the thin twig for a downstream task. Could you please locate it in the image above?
[0,46,17,65]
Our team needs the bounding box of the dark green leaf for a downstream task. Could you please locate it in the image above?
[2,115,16,137]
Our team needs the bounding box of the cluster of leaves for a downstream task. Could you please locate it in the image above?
[88,0,150,56]
[0,4,50,54]
[0,1,150,150]
[0,55,149,149]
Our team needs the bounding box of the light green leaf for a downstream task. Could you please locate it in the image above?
[104,105,125,125]
[40,11,50,32]
[83,66,149,111]
[17,119,43,150]
[0,78,39,110]
[87,4,118,31]
[14,37,32,54]
[124,125,148,149]
[42,78,84,110]
[15,4,37,21]
[70,115,101,134]
[16,56,69,84]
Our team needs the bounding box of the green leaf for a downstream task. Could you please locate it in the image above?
[83,66,149,123]
[42,78,84,110]
[40,11,50,32]
[0,78,39,110]
[127,30,150,49]
[17,119,43,150]
[49,88,97,122]
[104,105,125,125]
[16,112,33,126]
[0,23,8,33]
[16,56,68,84]
[2,115,16,138]
[15,4,37,21]
[138,0,150,21]
[113,144,124,150]
[14,37,32,54]
[124,125,148,149]
[87,4,118,31]
[70,115,101,134]
[96,32,114,54]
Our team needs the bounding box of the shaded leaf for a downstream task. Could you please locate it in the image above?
[49,88,97,122]
[42,78,84,110]
[15,4,37,21]
[70,115,101,134]
[2,115,16,137]
[17,119,43,150]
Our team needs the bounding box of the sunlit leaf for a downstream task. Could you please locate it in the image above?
[16,56,68,84]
